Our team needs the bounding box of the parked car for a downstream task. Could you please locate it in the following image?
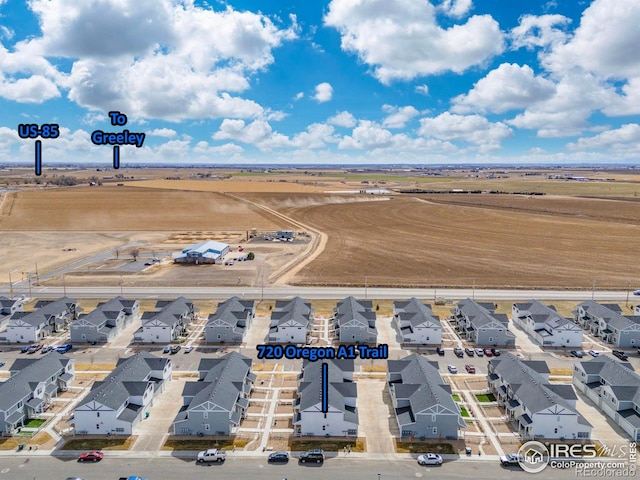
[184,345,193,353]
[56,344,72,353]
[417,453,443,465]
[41,345,53,354]
[465,364,476,374]
[447,365,458,374]
[170,345,181,354]
[21,345,31,353]
[436,347,445,356]
[570,350,584,358]
[612,349,629,361]
[588,350,600,357]
[453,347,464,358]
[633,290,640,296]
[27,344,42,354]
[299,449,324,464]
[78,451,104,462]
[196,448,226,463]
[500,453,523,467]
[483,348,493,357]
[0,361,5,368]
[491,348,501,356]
[267,451,290,463]
[475,348,484,357]
[163,345,171,354]
[464,347,475,357]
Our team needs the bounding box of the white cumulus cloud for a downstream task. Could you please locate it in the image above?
[381,105,419,128]
[327,111,356,128]
[418,112,512,151]
[314,82,333,102]
[567,124,640,150]
[148,128,177,138]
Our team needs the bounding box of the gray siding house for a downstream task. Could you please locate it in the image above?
[72,352,172,435]
[452,299,515,346]
[268,297,313,344]
[0,296,23,329]
[387,354,465,439]
[293,358,358,437]
[393,298,442,345]
[205,297,255,343]
[1,297,79,343]
[513,300,583,347]
[333,297,377,344]
[488,353,591,440]
[70,297,140,344]
[573,356,640,441]
[0,351,74,434]
[173,352,255,435]
[134,297,197,344]
[574,301,640,348]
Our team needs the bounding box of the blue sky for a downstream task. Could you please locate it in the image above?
[0,0,639,165]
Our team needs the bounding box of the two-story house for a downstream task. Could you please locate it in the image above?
[0,351,74,434]
[452,299,515,346]
[134,297,197,343]
[204,297,255,344]
[574,301,640,347]
[488,353,591,440]
[0,296,23,329]
[72,352,171,435]
[293,358,358,437]
[393,298,442,345]
[173,352,255,435]
[268,297,313,344]
[70,297,140,344]
[333,297,377,344]
[2,297,79,343]
[512,300,583,347]
[387,354,465,439]
[573,355,640,441]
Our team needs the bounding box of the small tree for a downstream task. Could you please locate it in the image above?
[130,247,140,262]
[247,252,255,260]
[114,248,120,259]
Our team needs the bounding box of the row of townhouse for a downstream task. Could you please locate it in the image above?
[393,298,442,345]
[204,296,255,343]
[293,359,358,437]
[72,352,172,435]
[70,297,140,344]
[574,301,640,348]
[0,297,80,343]
[573,355,640,441]
[488,353,592,440]
[0,351,74,435]
[0,296,23,329]
[173,352,255,435]
[388,354,465,439]
[134,297,197,344]
[333,296,377,344]
[452,299,516,346]
[512,300,583,347]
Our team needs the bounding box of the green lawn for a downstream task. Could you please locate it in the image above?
[475,393,496,402]
[452,394,461,402]
[289,438,365,452]
[459,406,470,417]
[24,419,47,428]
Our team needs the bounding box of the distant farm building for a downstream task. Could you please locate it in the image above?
[172,241,230,264]
[277,230,295,240]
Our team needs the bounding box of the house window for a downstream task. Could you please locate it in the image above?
[489,337,494,342]
[204,424,210,431]
[432,415,436,422]
[432,427,437,434]
[203,412,208,419]
[324,413,327,419]
[115,428,124,433]
[322,426,326,431]
[96,424,100,430]
[554,428,558,434]
[97,412,100,418]
[217,335,221,339]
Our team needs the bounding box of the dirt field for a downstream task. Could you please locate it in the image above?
[124,178,342,193]
[276,195,640,288]
[0,186,289,231]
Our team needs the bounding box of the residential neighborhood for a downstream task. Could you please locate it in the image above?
[70,297,140,344]
[205,296,255,343]
[512,300,583,347]
[452,299,516,346]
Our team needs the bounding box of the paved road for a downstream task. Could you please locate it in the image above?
[0,454,613,480]
[1,285,636,301]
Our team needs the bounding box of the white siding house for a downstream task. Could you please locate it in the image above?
[512,300,583,347]
[2,297,79,343]
[134,297,197,344]
[393,298,442,345]
[268,297,313,344]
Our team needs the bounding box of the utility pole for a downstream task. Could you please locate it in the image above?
[365,276,368,300]
[591,279,596,301]
[119,274,123,297]
[27,273,32,299]
[35,262,39,283]
[627,280,631,308]
[62,273,66,297]
[472,279,476,300]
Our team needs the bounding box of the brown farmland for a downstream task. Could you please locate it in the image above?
[278,195,640,288]
[0,186,290,231]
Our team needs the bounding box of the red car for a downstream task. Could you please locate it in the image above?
[78,451,104,462]
[483,348,493,357]
[465,364,476,374]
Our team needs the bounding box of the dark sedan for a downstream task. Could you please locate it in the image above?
[268,451,290,463]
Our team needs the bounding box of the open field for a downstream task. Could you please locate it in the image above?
[277,195,640,288]
[0,186,289,231]
[124,178,342,192]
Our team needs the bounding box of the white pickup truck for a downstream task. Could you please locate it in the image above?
[196,448,226,463]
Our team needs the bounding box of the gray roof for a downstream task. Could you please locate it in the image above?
[297,359,357,423]
[271,297,312,328]
[394,298,441,330]
[334,296,377,331]
[142,296,196,327]
[8,296,78,327]
[514,300,579,331]
[388,354,462,425]
[456,298,509,329]
[76,297,133,327]
[0,351,71,412]
[76,352,168,410]
[180,352,253,414]
[489,353,588,424]
[576,356,640,405]
[207,296,255,328]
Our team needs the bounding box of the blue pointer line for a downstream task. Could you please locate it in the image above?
[35,140,42,176]
[321,362,329,413]
[113,145,120,169]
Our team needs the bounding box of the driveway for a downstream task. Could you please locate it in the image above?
[244,315,270,349]
[356,378,396,453]
[574,390,630,450]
